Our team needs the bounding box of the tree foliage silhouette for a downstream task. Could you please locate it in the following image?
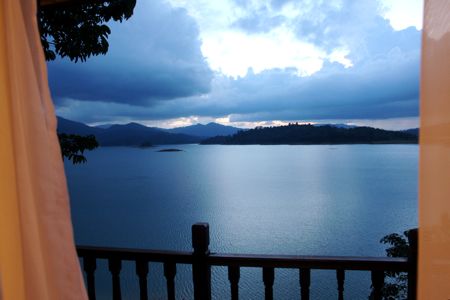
[38,0,136,62]
[201,124,418,145]
[39,1,135,162]
[58,134,99,164]
[369,230,413,300]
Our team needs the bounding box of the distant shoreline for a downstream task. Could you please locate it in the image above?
[199,140,418,146]
[57,116,418,147]
[95,142,418,148]
[201,124,418,145]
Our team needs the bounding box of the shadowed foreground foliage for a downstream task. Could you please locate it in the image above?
[38,0,136,62]
[370,230,413,300]
[58,133,98,164]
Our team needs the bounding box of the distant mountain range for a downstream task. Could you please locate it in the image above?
[402,128,419,136]
[201,124,418,145]
[164,122,241,137]
[57,117,104,136]
[57,117,419,146]
[57,117,242,146]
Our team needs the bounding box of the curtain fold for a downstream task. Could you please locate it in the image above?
[0,0,87,299]
[419,0,450,299]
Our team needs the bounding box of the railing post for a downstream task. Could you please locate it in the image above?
[83,256,97,300]
[192,223,211,300]
[371,270,384,300]
[108,258,122,300]
[164,262,177,300]
[228,266,240,300]
[263,267,275,300]
[136,260,149,300]
[336,269,345,300]
[299,268,311,300]
[407,228,418,300]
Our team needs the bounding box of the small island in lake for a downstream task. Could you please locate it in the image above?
[139,141,153,148]
[157,148,183,152]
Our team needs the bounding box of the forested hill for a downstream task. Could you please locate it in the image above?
[200,124,418,145]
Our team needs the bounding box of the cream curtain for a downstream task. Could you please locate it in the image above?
[419,0,450,298]
[0,0,87,299]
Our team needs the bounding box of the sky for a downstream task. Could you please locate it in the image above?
[48,0,423,130]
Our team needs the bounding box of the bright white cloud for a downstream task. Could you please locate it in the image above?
[202,26,327,78]
[142,116,207,128]
[166,0,244,31]
[167,0,356,77]
[166,0,422,78]
[328,47,353,68]
[214,118,310,129]
[380,0,423,30]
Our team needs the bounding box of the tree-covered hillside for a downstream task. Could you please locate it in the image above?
[201,124,418,145]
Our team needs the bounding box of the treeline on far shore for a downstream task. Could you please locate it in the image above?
[200,124,418,145]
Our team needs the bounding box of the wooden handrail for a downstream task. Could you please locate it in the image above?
[207,253,408,271]
[77,246,408,271]
[76,223,417,300]
[77,245,193,264]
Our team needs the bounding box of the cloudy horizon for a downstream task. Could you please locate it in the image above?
[49,0,423,130]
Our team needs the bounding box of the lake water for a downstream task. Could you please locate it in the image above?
[65,144,418,299]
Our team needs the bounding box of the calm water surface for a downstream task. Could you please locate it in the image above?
[66,144,418,299]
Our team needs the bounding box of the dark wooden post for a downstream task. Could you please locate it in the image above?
[164,262,176,300]
[136,260,149,300]
[228,266,240,300]
[299,268,311,300]
[108,258,122,300]
[336,269,345,300]
[192,223,211,300]
[407,228,418,300]
[371,270,384,300]
[83,256,97,300]
[262,267,275,300]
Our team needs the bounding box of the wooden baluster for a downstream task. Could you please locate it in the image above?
[263,267,275,300]
[299,268,311,300]
[228,266,240,300]
[371,270,384,300]
[407,228,418,300]
[108,258,122,300]
[83,256,97,300]
[136,260,149,300]
[164,262,176,300]
[192,223,211,300]
[336,269,345,300]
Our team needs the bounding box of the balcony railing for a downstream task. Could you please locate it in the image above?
[77,223,417,300]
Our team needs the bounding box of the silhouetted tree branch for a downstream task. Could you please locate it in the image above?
[369,230,414,300]
[58,133,99,164]
[38,0,136,62]
[39,2,134,162]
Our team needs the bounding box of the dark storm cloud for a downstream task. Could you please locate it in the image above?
[54,0,422,124]
[48,0,213,106]
[186,45,420,121]
[58,41,420,124]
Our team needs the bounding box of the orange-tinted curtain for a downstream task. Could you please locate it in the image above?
[0,0,87,299]
[419,0,450,298]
